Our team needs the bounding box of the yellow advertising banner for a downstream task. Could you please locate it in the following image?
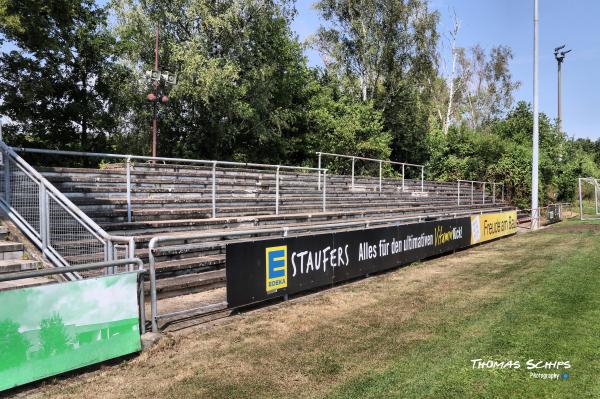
[470,210,517,245]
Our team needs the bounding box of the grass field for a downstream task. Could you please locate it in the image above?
[23,220,600,399]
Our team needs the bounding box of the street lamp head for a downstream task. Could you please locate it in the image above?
[554,46,571,63]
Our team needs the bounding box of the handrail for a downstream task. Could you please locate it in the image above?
[0,257,147,334]
[147,206,506,332]
[316,151,425,193]
[457,180,505,206]
[0,140,135,277]
[13,147,327,172]
[14,146,329,219]
[316,151,424,168]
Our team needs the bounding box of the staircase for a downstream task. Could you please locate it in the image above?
[0,223,49,291]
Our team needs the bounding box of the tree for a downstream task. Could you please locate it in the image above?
[113,0,312,163]
[0,0,132,151]
[457,45,521,129]
[313,0,439,164]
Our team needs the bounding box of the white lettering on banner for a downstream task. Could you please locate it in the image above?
[291,245,350,277]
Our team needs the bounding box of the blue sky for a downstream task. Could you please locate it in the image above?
[291,0,600,140]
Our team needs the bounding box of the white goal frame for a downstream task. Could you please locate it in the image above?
[578,177,600,220]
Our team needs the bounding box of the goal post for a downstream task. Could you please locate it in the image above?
[578,177,600,220]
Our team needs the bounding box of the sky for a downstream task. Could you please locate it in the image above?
[291,0,600,140]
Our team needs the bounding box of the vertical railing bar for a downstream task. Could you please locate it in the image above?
[482,182,485,204]
[39,184,48,250]
[275,166,280,215]
[126,156,132,223]
[379,161,382,192]
[322,170,327,212]
[351,157,355,190]
[402,164,405,192]
[421,166,424,192]
[212,161,217,218]
[471,181,474,205]
[317,152,322,191]
[4,155,10,204]
[493,183,496,204]
[457,180,460,205]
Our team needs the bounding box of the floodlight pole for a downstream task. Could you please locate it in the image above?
[531,0,539,230]
[554,46,571,132]
[557,56,562,132]
[152,25,159,158]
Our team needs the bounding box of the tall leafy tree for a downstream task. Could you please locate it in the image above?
[313,0,439,164]
[114,0,314,163]
[0,0,132,151]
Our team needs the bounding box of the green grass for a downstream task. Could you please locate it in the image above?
[328,223,600,398]
[29,220,600,399]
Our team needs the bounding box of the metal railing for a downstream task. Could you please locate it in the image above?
[316,152,425,193]
[0,258,147,333]
[146,207,505,332]
[517,203,569,229]
[13,147,328,220]
[0,141,136,278]
[457,180,505,206]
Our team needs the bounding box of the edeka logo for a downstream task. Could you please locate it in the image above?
[266,246,288,292]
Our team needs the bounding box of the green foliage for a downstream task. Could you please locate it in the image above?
[425,101,600,207]
[0,0,133,151]
[0,1,597,208]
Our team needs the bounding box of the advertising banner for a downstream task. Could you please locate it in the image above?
[227,218,472,308]
[470,210,517,245]
[0,273,141,392]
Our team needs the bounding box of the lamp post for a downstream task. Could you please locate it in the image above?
[554,45,571,133]
[532,0,539,230]
[145,24,177,158]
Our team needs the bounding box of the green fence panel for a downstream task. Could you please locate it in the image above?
[0,272,141,391]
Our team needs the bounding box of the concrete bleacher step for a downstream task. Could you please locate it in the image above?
[0,241,24,260]
[31,162,509,301]
[0,232,50,291]
[0,259,42,274]
[145,269,226,300]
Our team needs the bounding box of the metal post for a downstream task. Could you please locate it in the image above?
[502,185,505,202]
[275,166,280,215]
[126,156,132,223]
[3,156,10,204]
[402,164,405,192]
[39,185,48,251]
[557,58,562,132]
[457,181,460,205]
[482,182,486,204]
[148,241,158,333]
[322,170,327,212]
[317,152,322,190]
[594,181,598,216]
[212,161,216,218]
[492,183,496,204]
[421,166,424,192]
[379,161,382,192]
[471,181,474,205]
[351,157,355,190]
[579,178,584,220]
[532,0,540,230]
